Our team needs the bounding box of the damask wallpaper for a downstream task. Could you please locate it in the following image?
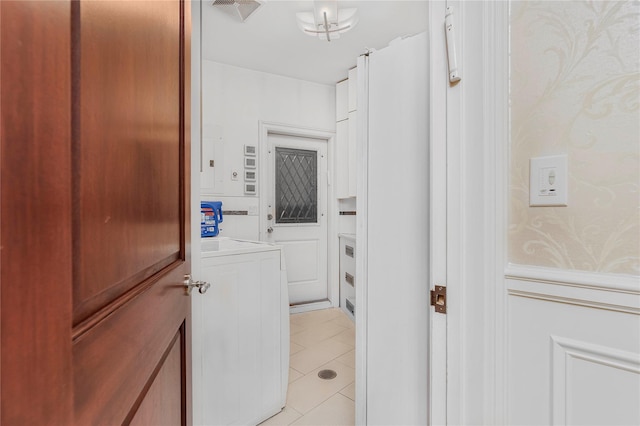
[509,1,639,274]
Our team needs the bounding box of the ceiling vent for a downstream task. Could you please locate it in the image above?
[211,0,265,23]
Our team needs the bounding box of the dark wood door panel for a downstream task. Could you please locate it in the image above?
[73,267,189,425]
[129,329,185,425]
[71,1,191,424]
[1,2,74,424]
[73,0,183,324]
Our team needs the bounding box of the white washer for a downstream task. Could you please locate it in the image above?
[198,238,289,425]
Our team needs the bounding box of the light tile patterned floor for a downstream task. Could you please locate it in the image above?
[260,308,355,426]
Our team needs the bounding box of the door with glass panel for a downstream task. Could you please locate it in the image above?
[266,133,328,305]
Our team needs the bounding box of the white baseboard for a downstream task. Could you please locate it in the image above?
[289,300,333,314]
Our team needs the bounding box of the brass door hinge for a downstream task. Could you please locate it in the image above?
[430,285,447,314]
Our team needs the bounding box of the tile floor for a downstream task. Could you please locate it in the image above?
[260,308,355,426]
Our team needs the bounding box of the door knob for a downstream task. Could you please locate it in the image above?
[267,226,273,234]
[267,213,273,220]
[184,274,210,295]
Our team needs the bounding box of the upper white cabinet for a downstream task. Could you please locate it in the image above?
[347,111,357,198]
[348,67,357,112]
[336,120,349,199]
[335,65,357,199]
[336,79,349,122]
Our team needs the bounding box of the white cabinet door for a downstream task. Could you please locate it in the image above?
[336,80,348,122]
[348,111,357,198]
[336,114,357,199]
[336,120,349,199]
[348,67,358,112]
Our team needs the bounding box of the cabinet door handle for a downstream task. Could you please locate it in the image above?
[345,273,354,286]
[345,245,354,258]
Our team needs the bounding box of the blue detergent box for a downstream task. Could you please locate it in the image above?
[201,201,223,237]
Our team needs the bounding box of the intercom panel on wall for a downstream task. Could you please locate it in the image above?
[244,145,257,195]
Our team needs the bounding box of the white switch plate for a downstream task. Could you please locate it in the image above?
[529,154,568,206]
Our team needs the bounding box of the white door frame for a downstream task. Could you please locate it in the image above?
[430,1,449,424]
[445,1,509,423]
[258,122,338,313]
[190,2,204,425]
[482,2,509,424]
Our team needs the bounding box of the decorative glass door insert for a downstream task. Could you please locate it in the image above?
[275,147,317,224]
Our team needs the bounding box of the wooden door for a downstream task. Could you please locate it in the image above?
[1,1,192,424]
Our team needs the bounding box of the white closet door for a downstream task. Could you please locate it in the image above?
[359,32,434,425]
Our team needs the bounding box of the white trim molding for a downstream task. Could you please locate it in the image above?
[354,53,369,426]
[289,300,333,314]
[506,266,640,315]
[429,1,449,425]
[449,0,512,423]
[505,264,640,295]
[482,0,511,424]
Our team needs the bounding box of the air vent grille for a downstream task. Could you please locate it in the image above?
[211,0,264,22]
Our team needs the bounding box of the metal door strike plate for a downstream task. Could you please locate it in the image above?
[430,285,447,314]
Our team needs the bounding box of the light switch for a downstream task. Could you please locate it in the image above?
[530,155,568,206]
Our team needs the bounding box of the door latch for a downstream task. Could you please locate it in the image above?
[430,285,447,314]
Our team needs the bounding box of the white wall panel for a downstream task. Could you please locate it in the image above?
[506,270,640,425]
[551,336,640,426]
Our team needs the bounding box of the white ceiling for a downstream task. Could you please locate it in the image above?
[201,1,429,85]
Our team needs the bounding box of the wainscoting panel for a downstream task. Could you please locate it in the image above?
[506,266,640,425]
[551,336,640,425]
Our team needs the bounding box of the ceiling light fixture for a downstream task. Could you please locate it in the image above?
[296,0,358,42]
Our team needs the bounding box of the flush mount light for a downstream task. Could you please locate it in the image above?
[296,0,358,42]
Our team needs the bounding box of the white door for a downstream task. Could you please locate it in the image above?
[356,32,434,425]
[265,133,328,305]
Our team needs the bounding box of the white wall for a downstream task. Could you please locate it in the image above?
[200,60,335,241]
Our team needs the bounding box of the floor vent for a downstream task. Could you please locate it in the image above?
[317,369,337,380]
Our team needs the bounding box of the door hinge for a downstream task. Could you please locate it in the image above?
[430,285,447,314]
